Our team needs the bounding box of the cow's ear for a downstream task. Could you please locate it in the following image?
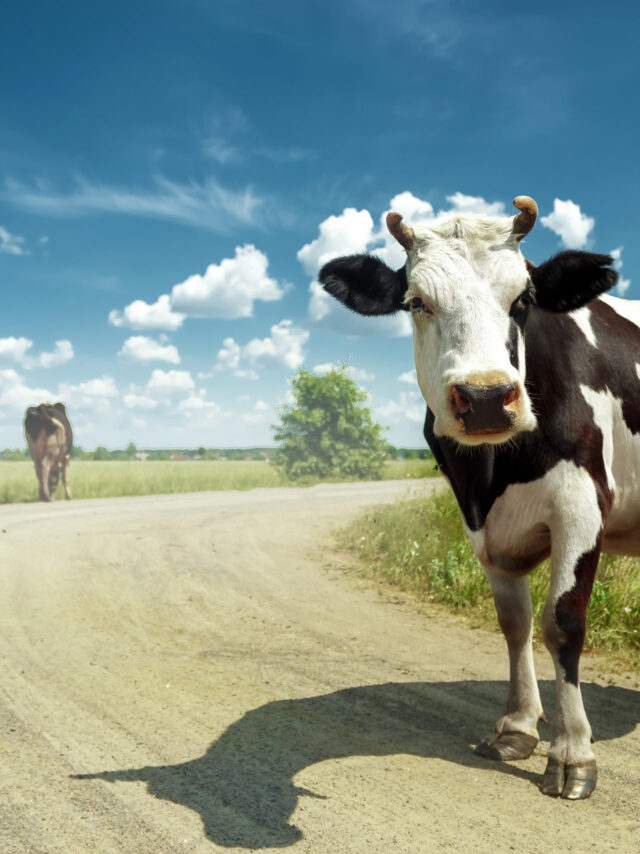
[319,254,408,316]
[530,251,618,312]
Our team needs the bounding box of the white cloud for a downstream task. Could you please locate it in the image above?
[109,294,185,331]
[243,320,309,370]
[540,199,595,249]
[146,369,195,394]
[0,336,33,363]
[4,174,265,232]
[123,393,158,410]
[119,335,180,364]
[215,320,309,375]
[170,245,285,319]
[242,399,272,424]
[445,192,506,217]
[58,375,118,414]
[399,369,417,384]
[376,390,426,424]
[0,368,53,414]
[30,340,74,368]
[610,246,631,297]
[297,208,376,276]
[0,336,73,369]
[0,225,28,256]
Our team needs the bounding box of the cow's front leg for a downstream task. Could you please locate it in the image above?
[475,573,544,760]
[540,524,603,799]
[62,457,72,500]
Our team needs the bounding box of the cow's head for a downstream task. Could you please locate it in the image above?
[319,196,618,446]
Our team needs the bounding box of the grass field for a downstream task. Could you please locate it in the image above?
[0,458,437,503]
[341,487,640,668]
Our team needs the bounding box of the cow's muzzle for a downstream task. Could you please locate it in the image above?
[450,382,518,434]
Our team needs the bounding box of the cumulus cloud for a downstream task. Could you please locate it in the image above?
[30,340,74,369]
[123,393,159,410]
[214,320,309,376]
[297,208,376,276]
[109,245,286,330]
[445,192,507,217]
[170,245,284,319]
[376,390,426,424]
[540,199,595,249]
[58,375,118,414]
[0,368,53,414]
[398,368,417,384]
[0,336,73,369]
[242,399,272,424]
[0,225,28,256]
[146,369,195,394]
[243,320,309,370]
[610,246,631,297]
[0,336,33,363]
[109,295,185,331]
[119,335,180,364]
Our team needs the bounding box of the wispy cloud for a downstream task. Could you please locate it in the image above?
[3,174,265,232]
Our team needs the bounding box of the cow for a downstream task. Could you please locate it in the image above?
[24,402,73,502]
[318,196,628,800]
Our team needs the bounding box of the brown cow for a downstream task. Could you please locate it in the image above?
[24,402,73,501]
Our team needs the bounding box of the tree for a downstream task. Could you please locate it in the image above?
[272,367,387,480]
[93,446,110,461]
[125,441,137,459]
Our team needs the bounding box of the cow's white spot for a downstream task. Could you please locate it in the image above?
[568,307,597,347]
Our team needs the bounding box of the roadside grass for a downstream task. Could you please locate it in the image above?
[339,487,640,668]
[0,458,437,503]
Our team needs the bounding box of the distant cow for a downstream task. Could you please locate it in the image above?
[24,402,73,501]
[320,196,625,799]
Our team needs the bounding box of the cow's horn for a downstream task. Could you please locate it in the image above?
[512,195,538,238]
[386,212,415,250]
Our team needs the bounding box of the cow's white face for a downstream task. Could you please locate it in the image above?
[319,194,617,449]
[404,216,537,445]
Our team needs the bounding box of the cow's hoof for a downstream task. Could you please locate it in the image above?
[540,757,597,799]
[474,731,538,761]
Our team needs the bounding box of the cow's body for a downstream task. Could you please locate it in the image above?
[319,197,628,799]
[25,402,73,501]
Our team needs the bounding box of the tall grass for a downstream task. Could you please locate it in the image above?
[0,458,437,503]
[340,487,640,667]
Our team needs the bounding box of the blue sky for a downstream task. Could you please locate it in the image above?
[1,0,638,449]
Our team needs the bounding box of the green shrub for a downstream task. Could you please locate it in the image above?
[272,367,388,481]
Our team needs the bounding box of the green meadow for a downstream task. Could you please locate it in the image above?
[0,457,437,503]
[341,487,640,668]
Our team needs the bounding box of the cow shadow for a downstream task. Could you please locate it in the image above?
[74,680,639,849]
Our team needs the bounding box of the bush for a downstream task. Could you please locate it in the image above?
[272,367,388,481]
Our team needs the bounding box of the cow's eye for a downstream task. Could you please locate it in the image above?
[410,297,433,316]
[510,288,535,318]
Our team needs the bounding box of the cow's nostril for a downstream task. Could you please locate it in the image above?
[503,386,519,408]
[451,386,472,416]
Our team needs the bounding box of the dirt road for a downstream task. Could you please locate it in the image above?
[0,481,638,853]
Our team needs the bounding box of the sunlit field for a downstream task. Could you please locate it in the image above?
[0,458,437,503]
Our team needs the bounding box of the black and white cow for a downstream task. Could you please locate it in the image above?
[319,196,628,799]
